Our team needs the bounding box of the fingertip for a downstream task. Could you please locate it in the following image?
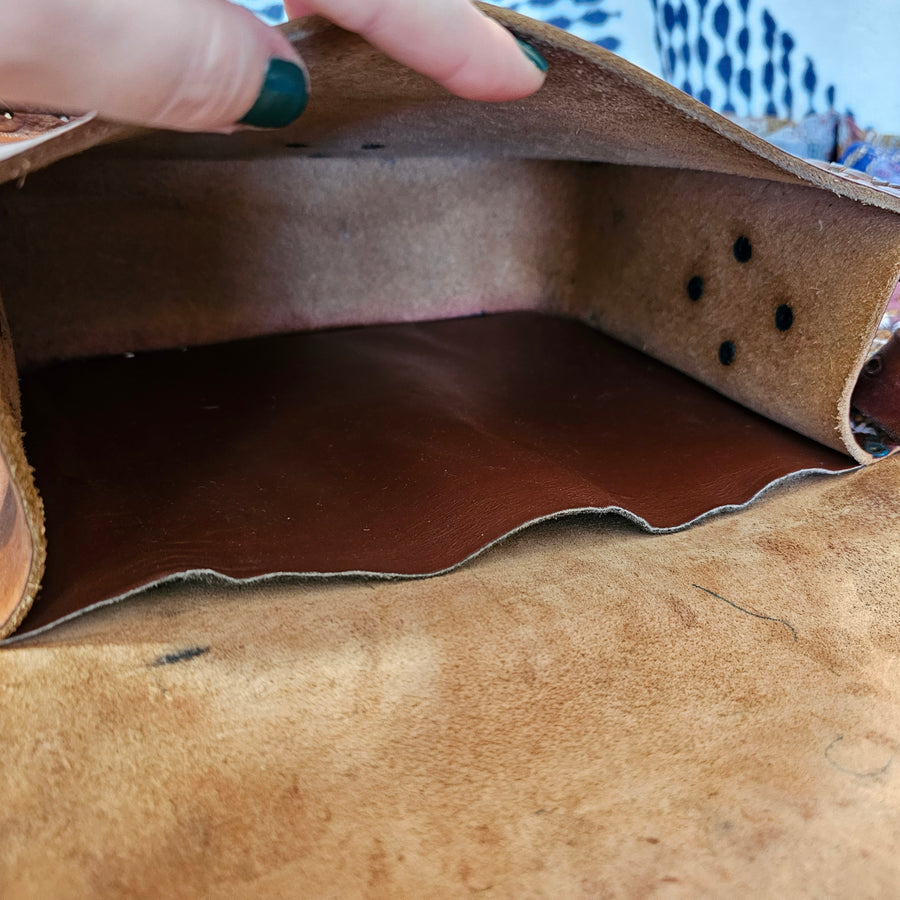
[438,22,548,102]
[214,5,309,130]
[514,39,548,75]
[155,1,309,132]
[237,57,309,129]
[301,0,547,106]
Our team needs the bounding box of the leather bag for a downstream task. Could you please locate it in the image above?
[1,12,900,892]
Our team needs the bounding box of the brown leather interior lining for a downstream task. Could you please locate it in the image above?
[16,313,851,636]
[852,331,900,442]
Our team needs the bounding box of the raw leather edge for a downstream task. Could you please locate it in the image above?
[0,463,858,644]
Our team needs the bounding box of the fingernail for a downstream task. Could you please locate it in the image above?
[239,58,309,129]
[515,39,549,74]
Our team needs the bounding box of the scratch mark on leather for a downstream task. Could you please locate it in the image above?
[692,584,798,641]
[825,735,894,778]
[150,645,210,667]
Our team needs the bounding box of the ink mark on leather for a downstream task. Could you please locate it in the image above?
[150,645,210,667]
[686,276,704,301]
[692,584,798,641]
[285,142,309,149]
[0,481,17,550]
[733,235,752,262]
[824,735,893,778]
[775,303,794,331]
[362,143,386,150]
[718,341,736,365]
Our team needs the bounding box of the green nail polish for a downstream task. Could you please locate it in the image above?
[516,39,548,74]
[239,58,309,129]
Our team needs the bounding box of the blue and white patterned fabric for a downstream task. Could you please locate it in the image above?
[239,0,286,23]
[235,0,900,134]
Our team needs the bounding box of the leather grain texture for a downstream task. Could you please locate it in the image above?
[15,313,851,636]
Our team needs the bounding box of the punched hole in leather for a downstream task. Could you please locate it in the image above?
[15,312,852,636]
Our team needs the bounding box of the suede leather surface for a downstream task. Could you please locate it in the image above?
[2,455,899,896]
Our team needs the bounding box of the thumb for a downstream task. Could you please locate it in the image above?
[0,0,308,131]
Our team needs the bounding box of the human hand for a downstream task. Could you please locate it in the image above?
[0,0,547,133]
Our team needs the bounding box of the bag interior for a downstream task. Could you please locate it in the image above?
[0,150,873,638]
[2,10,900,638]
